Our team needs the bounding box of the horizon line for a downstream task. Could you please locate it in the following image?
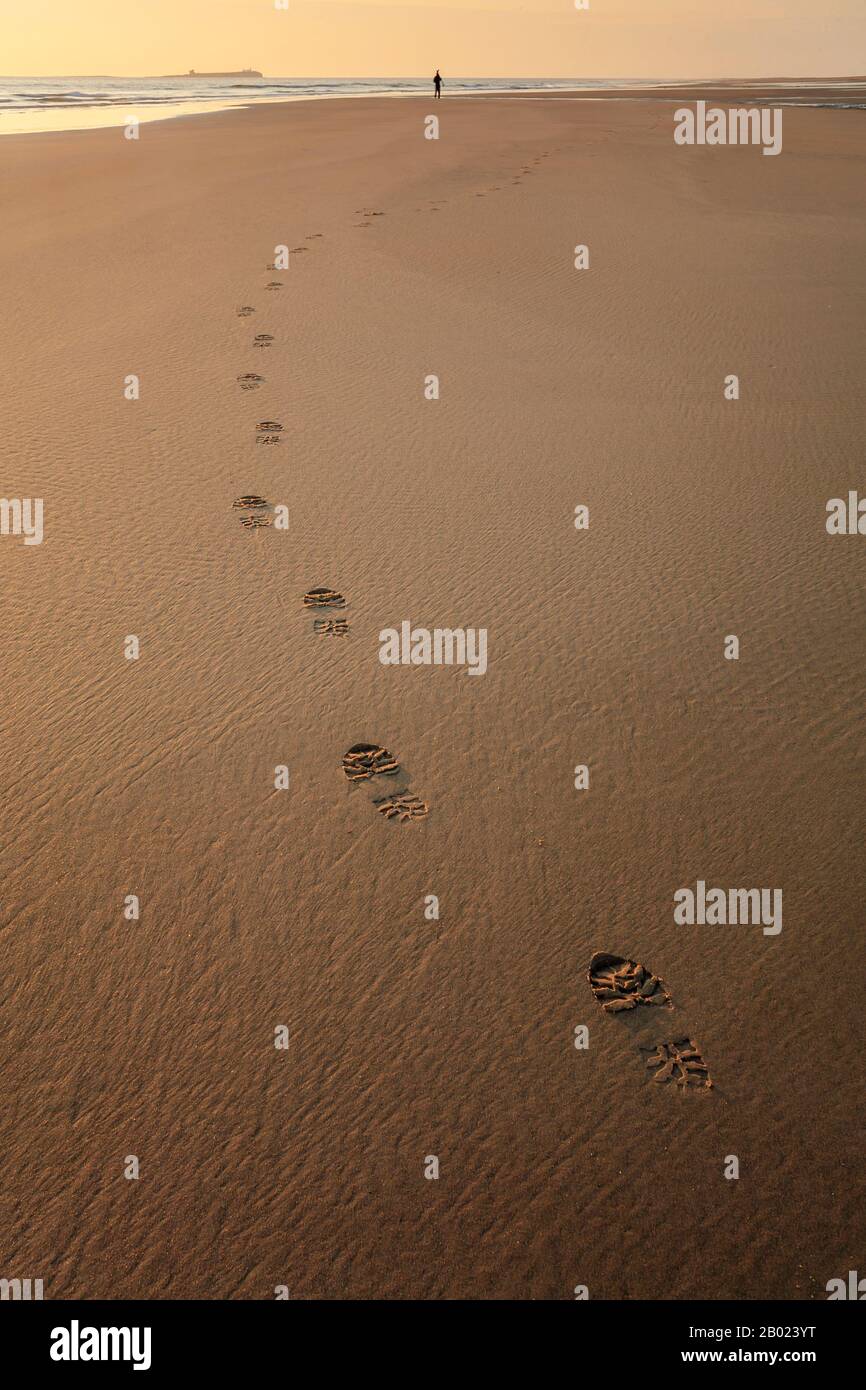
[3,70,866,79]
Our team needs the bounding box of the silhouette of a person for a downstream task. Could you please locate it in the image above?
[434,69,442,99]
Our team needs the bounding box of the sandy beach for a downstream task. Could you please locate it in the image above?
[1,91,864,1300]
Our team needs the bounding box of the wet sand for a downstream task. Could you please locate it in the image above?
[0,91,864,1299]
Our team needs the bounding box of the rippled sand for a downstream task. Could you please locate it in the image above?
[0,93,864,1299]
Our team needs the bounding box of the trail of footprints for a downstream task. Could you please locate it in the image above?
[472,151,549,199]
[354,209,386,228]
[588,952,713,1091]
[230,252,428,823]
[228,154,557,812]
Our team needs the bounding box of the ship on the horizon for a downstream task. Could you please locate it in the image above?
[163,68,263,79]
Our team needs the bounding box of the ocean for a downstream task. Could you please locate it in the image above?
[0,75,614,133]
[4,74,863,135]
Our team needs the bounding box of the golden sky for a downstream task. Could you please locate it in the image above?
[0,0,863,78]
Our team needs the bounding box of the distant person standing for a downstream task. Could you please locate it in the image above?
[434,69,442,99]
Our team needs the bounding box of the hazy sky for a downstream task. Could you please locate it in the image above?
[0,0,863,79]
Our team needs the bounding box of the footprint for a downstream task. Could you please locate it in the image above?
[640,1038,713,1090]
[237,306,255,317]
[253,334,274,350]
[290,246,308,253]
[588,952,671,1012]
[305,233,324,239]
[303,588,347,609]
[266,281,283,291]
[342,744,399,781]
[588,952,713,1090]
[304,588,349,634]
[372,792,428,822]
[237,373,265,392]
[342,744,429,823]
[232,495,272,529]
[255,420,283,445]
